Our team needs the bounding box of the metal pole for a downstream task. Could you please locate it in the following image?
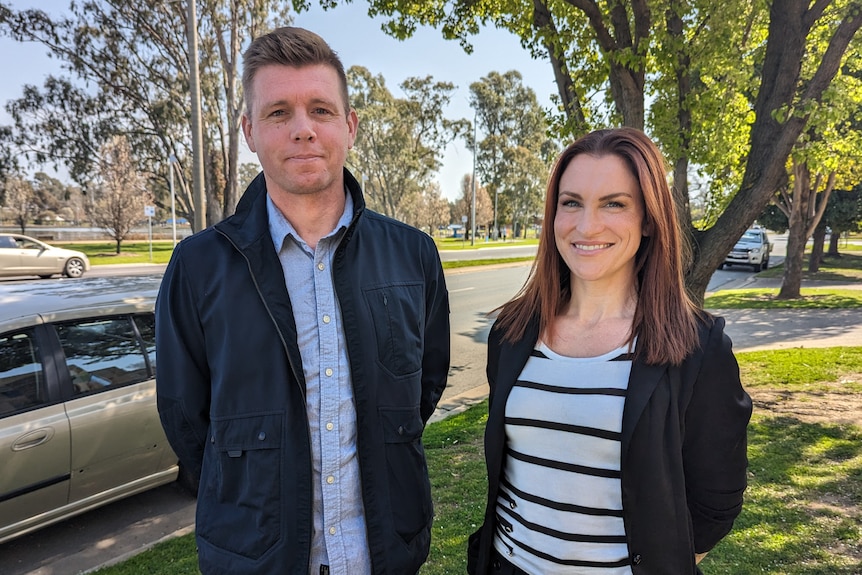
[470,112,477,246]
[187,0,206,232]
[148,215,153,261]
[169,154,177,246]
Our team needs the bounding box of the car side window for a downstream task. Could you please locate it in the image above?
[133,313,156,374]
[0,236,16,249]
[0,328,45,417]
[56,316,151,396]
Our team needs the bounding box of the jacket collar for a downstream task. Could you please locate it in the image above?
[215,167,366,250]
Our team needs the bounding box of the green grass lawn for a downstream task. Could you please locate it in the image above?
[66,241,177,265]
[704,288,862,309]
[91,344,862,575]
[434,237,539,250]
[757,250,862,282]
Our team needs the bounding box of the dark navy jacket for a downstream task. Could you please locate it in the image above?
[156,169,450,574]
[468,314,751,574]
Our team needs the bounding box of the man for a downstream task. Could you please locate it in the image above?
[155,26,450,575]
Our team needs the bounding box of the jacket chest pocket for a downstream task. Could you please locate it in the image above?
[198,412,283,559]
[364,283,424,377]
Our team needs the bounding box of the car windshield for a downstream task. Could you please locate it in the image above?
[740,231,761,243]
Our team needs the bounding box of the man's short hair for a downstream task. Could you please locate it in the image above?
[242,26,350,115]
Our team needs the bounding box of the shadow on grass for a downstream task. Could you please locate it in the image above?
[704,416,862,574]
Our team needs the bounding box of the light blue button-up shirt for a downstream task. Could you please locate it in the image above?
[267,192,371,575]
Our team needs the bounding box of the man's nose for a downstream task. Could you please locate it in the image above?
[292,113,315,141]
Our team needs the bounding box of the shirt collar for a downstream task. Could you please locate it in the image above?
[267,187,354,251]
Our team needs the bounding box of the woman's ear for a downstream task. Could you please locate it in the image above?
[643,218,653,237]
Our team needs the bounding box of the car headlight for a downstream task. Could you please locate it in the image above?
[752,248,761,254]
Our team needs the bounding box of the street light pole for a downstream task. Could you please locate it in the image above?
[470,112,477,246]
[187,0,206,232]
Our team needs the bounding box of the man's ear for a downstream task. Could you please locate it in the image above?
[346,108,359,150]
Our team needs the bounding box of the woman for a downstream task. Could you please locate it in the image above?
[467,128,751,575]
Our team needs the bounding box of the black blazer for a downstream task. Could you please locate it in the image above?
[468,313,752,575]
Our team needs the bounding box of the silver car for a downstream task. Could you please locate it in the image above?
[0,275,184,544]
[0,234,91,279]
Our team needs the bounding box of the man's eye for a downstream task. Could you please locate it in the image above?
[313,107,333,115]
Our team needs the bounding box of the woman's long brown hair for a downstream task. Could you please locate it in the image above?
[494,128,700,366]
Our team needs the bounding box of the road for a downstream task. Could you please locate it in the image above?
[0,246,783,574]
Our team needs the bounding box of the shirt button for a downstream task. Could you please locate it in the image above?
[317,262,325,271]
[257,431,266,441]
[329,526,336,535]
[325,367,333,377]
[323,314,331,324]
[632,554,642,565]
[326,422,334,431]
[326,475,334,484]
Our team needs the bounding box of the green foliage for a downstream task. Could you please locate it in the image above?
[347,66,469,220]
[469,70,553,236]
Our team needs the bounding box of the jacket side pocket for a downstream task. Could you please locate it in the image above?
[380,406,432,543]
[197,412,282,559]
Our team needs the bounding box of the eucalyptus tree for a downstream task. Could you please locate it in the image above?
[1,0,289,230]
[2,174,37,233]
[469,70,553,239]
[455,173,493,236]
[347,65,469,221]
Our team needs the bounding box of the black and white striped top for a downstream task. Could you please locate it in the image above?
[493,341,634,575]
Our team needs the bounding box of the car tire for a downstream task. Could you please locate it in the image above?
[64,257,86,278]
[761,257,769,270]
[718,263,725,270]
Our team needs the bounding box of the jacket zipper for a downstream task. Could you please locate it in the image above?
[215,227,315,564]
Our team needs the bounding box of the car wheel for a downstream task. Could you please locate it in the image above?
[718,263,725,270]
[761,257,769,270]
[64,257,86,278]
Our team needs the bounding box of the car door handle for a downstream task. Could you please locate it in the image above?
[12,428,55,451]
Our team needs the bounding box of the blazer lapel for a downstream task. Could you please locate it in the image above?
[486,320,539,488]
[621,357,667,458]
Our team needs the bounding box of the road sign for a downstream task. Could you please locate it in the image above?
[144,205,156,217]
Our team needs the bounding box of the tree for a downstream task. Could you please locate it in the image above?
[347,66,469,221]
[90,136,152,254]
[1,0,289,230]
[455,173,493,239]
[2,174,37,233]
[824,188,862,255]
[469,71,553,239]
[401,182,450,236]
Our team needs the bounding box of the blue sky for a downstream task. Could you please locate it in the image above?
[1,0,557,200]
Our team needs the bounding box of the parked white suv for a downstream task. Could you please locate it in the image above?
[721,228,771,272]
